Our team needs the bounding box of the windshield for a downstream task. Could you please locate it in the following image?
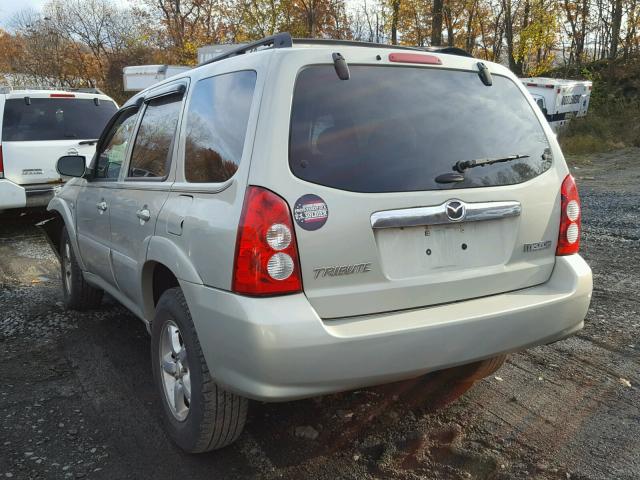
[2,98,117,142]
[289,65,552,193]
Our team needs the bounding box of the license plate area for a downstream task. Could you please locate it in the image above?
[374,219,518,280]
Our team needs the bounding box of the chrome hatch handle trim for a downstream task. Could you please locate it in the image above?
[370,200,522,229]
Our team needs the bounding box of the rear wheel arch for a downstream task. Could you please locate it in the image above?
[143,236,203,322]
[142,261,181,323]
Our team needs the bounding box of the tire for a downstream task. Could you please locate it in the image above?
[445,355,508,383]
[151,287,248,453]
[60,227,103,310]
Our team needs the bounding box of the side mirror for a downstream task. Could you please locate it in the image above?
[56,155,86,177]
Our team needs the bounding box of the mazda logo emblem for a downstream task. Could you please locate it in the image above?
[445,200,466,222]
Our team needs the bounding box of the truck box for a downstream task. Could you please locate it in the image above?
[123,65,191,92]
[521,77,592,131]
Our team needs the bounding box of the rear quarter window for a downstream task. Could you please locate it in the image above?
[184,70,257,183]
[289,65,552,193]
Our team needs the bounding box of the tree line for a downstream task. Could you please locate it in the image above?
[0,0,638,101]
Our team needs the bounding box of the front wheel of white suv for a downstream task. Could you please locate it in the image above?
[151,287,248,453]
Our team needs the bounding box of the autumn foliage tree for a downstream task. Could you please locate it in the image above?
[0,0,639,100]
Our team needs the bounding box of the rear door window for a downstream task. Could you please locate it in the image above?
[289,66,552,193]
[2,98,117,141]
[127,95,182,180]
[184,70,257,183]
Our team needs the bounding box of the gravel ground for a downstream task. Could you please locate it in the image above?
[1,148,638,480]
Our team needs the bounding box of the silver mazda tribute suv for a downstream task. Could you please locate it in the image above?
[42,33,593,453]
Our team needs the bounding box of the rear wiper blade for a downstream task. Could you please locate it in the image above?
[453,154,529,173]
[79,139,98,145]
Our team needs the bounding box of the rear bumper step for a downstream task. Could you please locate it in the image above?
[24,183,60,208]
[0,179,27,210]
[183,254,592,401]
[0,180,60,210]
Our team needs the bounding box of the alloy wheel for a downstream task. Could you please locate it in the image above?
[63,242,72,295]
[159,320,191,421]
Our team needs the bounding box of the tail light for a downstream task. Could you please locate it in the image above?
[0,145,4,179]
[232,186,303,296]
[556,174,581,255]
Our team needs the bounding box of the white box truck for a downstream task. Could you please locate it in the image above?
[122,65,191,92]
[122,46,255,92]
[521,77,592,131]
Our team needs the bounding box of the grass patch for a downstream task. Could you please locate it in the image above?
[558,99,640,155]
[560,133,611,156]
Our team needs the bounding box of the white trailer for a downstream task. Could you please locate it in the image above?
[122,46,249,93]
[197,44,245,64]
[521,77,592,131]
[122,65,191,92]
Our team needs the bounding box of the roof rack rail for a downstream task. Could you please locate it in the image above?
[293,38,424,53]
[196,33,473,68]
[200,32,293,66]
[292,37,473,57]
[0,84,107,95]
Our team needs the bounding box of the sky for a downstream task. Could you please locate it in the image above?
[0,0,130,29]
[0,0,44,28]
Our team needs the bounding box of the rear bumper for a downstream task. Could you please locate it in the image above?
[0,180,60,210]
[183,255,592,401]
[25,183,61,208]
[0,179,27,210]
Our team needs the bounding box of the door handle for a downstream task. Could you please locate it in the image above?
[136,208,151,223]
[96,201,108,212]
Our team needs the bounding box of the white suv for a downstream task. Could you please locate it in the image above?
[43,34,592,453]
[0,89,117,211]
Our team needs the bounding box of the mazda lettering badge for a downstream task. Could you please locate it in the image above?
[445,200,466,222]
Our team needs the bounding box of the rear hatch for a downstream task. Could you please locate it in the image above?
[1,94,117,185]
[284,62,561,319]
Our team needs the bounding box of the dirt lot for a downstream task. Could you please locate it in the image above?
[1,149,638,480]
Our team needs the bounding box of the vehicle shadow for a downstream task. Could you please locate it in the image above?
[62,294,479,477]
[246,370,477,465]
[2,213,486,479]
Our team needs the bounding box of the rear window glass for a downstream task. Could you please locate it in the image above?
[2,98,117,142]
[289,66,552,193]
